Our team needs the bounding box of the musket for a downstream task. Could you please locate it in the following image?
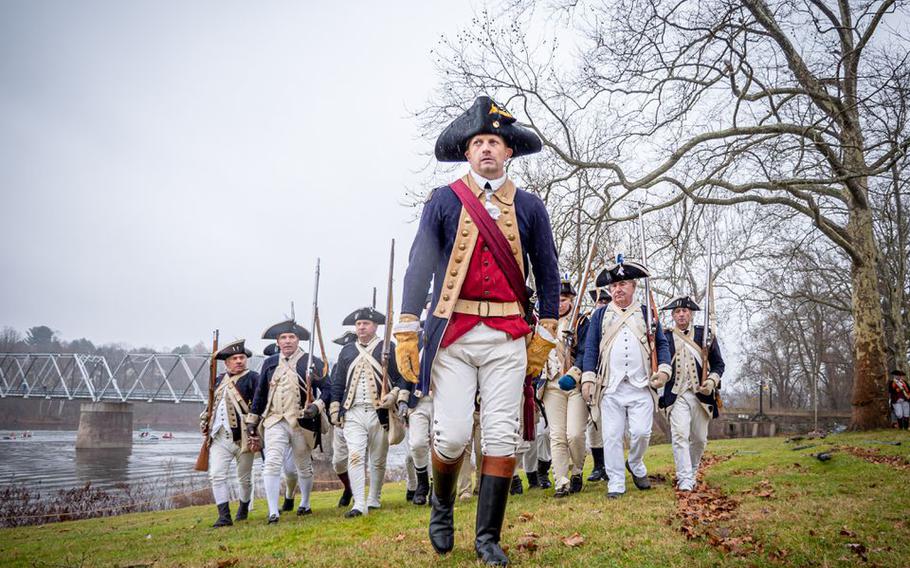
[562,243,599,375]
[194,329,219,472]
[380,239,395,399]
[638,207,658,374]
[313,307,329,378]
[700,233,714,387]
[305,259,321,406]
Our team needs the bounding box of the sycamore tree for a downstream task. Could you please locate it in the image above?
[420,0,910,428]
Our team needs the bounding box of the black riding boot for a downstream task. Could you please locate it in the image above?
[429,451,463,555]
[475,456,514,566]
[588,447,607,481]
[212,502,233,528]
[337,471,353,508]
[413,466,430,505]
[536,460,552,489]
[234,500,249,521]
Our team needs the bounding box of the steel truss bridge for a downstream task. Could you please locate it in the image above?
[0,353,264,403]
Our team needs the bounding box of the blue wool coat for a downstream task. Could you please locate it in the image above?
[580,305,672,375]
[330,339,407,426]
[400,182,561,395]
[213,370,260,444]
[659,325,725,418]
[250,353,328,418]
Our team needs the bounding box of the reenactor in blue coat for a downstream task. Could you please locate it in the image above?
[246,319,327,524]
[581,260,672,499]
[393,96,560,565]
[658,296,725,492]
[200,339,260,527]
[329,307,408,517]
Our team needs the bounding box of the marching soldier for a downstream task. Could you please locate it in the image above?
[246,319,327,524]
[659,296,725,491]
[890,369,910,430]
[394,96,560,565]
[581,260,671,499]
[200,339,259,527]
[586,288,611,483]
[541,279,589,497]
[329,307,408,517]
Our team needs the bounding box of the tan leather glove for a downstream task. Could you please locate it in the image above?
[526,319,558,378]
[394,314,421,384]
[697,378,717,396]
[582,382,594,404]
[649,371,670,389]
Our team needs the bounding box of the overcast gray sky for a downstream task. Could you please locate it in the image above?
[0,0,481,353]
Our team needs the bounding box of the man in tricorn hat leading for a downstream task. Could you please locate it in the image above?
[247,319,327,524]
[200,339,259,527]
[329,306,408,517]
[658,296,725,491]
[581,259,671,499]
[394,96,560,565]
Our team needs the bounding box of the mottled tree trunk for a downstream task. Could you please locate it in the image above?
[848,202,890,429]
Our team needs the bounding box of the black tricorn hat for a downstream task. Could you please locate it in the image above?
[560,279,578,297]
[434,96,543,162]
[661,296,701,312]
[588,288,612,303]
[333,331,358,346]
[216,339,252,360]
[892,369,908,376]
[342,307,386,326]
[261,319,310,341]
[595,258,650,287]
[263,343,278,357]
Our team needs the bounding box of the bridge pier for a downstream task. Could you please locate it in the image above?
[75,402,133,449]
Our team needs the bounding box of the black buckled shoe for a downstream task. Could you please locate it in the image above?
[212,502,233,528]
[234,500,249,521]
[429,452,463,555]
[296,506,311,516]
[413,467,430,506]
[554,485,570,499]
[267,513,280,524]
[626,460,651,490]
[569,474,583,494]
[344,509,363,518]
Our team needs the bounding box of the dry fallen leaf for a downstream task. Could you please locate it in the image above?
[394,533,406,542]
[516,533,539,552]
[562,532,585,547]
[216,559,238,568]
[518,512,534,523]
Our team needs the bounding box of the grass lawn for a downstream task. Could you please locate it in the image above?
[2,430,908,567]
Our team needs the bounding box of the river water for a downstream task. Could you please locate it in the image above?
[0,430,408,496]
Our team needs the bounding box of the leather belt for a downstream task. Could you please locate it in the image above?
[453,299,521,317]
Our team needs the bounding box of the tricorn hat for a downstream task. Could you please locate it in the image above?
[434,96,543,162]
[595,256,650,287]
[588,287,612,303]
[560,278,577,297]
[263,343,278,357]
[661,296,701,312]
[216,339,252,360]
[342,307,386,326]
[892,369,908,376]
[333,331,358,346]
[261,319,310,341]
